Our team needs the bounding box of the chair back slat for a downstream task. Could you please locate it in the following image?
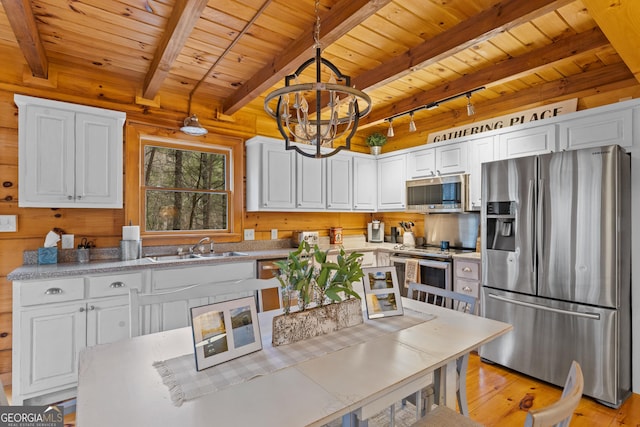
[407,282,476,314]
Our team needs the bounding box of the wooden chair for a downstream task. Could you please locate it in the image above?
[129,277,280,337]
[412,361,583,427]
[405,282,477,418]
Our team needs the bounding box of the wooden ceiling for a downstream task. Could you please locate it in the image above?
[1,0,639,135]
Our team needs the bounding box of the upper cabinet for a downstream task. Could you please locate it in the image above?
[353,155,377,211]
[297,153,326,209]
[15,95,126,208]
[246,137,296,210]
[498,124,557,159]
[377,154,406,211]
[467,136,497,211]
[326,154,352,210]
[558,105,634,150]
[407,147,436,179]
[435,141,467,175]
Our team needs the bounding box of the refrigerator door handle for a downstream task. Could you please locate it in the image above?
[528,179,535,273]
[487,293,601,320]
[536,178,545,268]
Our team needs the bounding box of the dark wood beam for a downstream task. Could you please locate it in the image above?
[360,27,611,126]
[353,0,575,92]
[142,0,209,100]
[222,0,393,115]
[1,0,48,78]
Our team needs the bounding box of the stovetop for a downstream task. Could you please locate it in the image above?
[392,245,474,259]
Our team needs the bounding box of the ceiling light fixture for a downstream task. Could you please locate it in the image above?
[180,113,208,136]
[387,119,395,137]
[383,87,485,135]
[264,0,372,158]
[466,93,475,116]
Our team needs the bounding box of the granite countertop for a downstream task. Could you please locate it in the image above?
[452,252,482,260]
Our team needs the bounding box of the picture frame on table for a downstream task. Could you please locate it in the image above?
[190,296,262,371]
[362,266,404,319]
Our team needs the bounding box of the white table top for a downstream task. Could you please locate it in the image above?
[76,298,512,427]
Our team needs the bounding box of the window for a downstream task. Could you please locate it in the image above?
[143,144,230,232]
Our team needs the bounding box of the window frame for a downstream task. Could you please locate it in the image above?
[125,123,244,244]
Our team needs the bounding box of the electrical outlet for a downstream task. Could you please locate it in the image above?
[244,229,255,240]
[271,229,278,240]
[0,215,17,232]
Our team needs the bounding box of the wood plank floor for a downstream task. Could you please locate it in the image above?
[11,353,640,426]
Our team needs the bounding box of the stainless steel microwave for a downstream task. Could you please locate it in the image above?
[406,174,468,213]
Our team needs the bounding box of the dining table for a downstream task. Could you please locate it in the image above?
[76,297,512,426]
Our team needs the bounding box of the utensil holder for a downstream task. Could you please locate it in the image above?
[77,248,90,263]
[120,240,141,261]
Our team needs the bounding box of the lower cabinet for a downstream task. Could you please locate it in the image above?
[12,272,142,405]
[453,257,481,314]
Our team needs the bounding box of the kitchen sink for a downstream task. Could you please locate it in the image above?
[145,251,249,263]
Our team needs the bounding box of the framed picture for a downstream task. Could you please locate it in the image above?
[190,296,262,371]
[362,266,404,319]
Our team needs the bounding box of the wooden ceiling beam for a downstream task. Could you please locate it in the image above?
[1,0,48,78]
[360,27,611,126]
[581,0,640,84]
[353,0,575,92]
[222,0,393,115]
[142,0,209,100]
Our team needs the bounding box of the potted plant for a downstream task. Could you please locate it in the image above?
[366,132,387,155]
[272,241,365,345]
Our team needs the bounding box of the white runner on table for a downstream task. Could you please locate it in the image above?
[153,310,434,406]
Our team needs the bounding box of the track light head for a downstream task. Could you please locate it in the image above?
[387,119,394,137]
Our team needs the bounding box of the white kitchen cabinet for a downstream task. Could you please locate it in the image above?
[558,107,633,150]
[453,257,481,314]
[297,154,325,209]
[12,272,142,405]
[353,155,377,211]
[406,147,436,179]
[435,141,467,175]
[498,123,557,159]
[467,136,497,211]
[377,154,406,210]
[261,142,297,209]
[327,154,353,210]
[149,262,256,333]
[14,94,125,208]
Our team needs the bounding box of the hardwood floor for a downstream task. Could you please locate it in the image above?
[9,355,640,426]
[466,353,640,426]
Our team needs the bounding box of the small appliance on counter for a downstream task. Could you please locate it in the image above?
[367,220,384,243]
[399,221,416,247]
[292,231,319,247]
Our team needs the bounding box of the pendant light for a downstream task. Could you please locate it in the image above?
[180,113,208,136]
[264,0,371,158]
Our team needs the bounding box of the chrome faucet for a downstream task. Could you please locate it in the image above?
[190,237,211,254]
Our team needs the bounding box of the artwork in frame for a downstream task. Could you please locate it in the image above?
[190,296,262,371]
[362,266,404,319]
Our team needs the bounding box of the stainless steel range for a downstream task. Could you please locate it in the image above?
[391,213,479,295]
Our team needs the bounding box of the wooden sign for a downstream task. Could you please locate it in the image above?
[427,98,577,143]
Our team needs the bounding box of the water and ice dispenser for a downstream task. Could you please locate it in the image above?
[485,201,515,252]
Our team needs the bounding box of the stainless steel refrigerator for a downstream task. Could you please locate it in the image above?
[479,144,631,408]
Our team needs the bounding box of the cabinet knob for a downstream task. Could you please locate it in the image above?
[88,305,95,311]
[79,307,85,312]
[67,195,74,200]
[110,281,125,288]
[462,267,472,272]
[436,170,441,176]
[45,287,63,295]
[77,195,83,200]
[462,286,472,292]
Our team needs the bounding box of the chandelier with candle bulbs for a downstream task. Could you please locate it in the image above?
[264,0,372,158]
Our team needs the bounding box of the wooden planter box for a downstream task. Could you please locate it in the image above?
[272,298,363,346]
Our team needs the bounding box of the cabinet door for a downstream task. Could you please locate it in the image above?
[75,113,123,207]
[20,302,86,394]
[353,156,377,211]
[377,155,406,210]
[327,155,352,210]
[467,136,496,210]
[20,105,76,207]
[262,144,296,209]
[407,148,436,179]
[435,142,467,175]
[296,155,325,209]
[86,297,130,347]
[558,108,633,150]
[498,124,557,159]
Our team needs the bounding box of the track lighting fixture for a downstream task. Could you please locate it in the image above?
[409,112,417,132]
[466,93,475,116]
[387,119,394,137]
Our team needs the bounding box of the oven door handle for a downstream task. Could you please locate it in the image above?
[390,256,451,269]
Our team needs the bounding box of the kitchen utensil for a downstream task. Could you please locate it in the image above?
[78,238,95,249]
[440,240,450,251]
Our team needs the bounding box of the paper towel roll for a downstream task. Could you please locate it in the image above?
[122,225,140,241]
